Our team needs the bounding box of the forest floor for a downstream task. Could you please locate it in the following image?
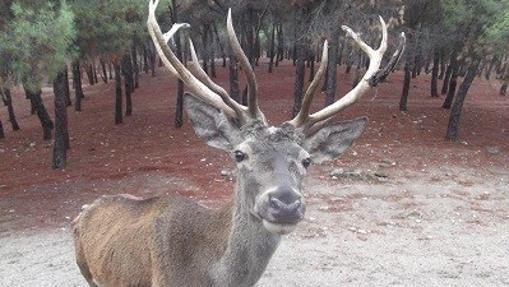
[0,61,508,286]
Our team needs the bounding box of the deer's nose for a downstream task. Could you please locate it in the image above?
[268,187,305,223]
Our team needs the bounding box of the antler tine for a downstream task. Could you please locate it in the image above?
[303,17,390,128]
[227,9,266,124]
[187,39,248,122]
[147,0,236,118]
[288,40,329,127]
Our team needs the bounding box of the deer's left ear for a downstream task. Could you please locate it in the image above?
[302,117,368,164]
[184,93,243,151]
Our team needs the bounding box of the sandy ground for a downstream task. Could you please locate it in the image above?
[1,172,508,287]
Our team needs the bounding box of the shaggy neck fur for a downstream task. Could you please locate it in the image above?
[210,177,281,287]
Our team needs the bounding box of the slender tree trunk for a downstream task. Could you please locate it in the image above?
[114,61,123,125]
[52,68,69,169]
[442,59,460,109]
[400,61,411,112]
[201,25,210,74]
[485,56,496,80]
[293,43,306,117]
[210,27,216,78]
[92,59,98,84]
[143,44,150,74]
[122,54,133,116]
[0,119,4,139]
[72,60,85,112]
[438,50,446,80]
[268,23,276,73]
[108,61,113,80]
[100,58,108,83]
[228,50,240,103]
[445,60,480,141]
[3,87,20,130]
[276,23,284,66]
[441,52,457,95]
[132,41,139,89]
[501,83,507,96]
[308,54,315,82]
[172,0,184,128]
[325,29,340,106]
[431,50,440,97]
[84,62,94,86]
[24,85,53,140]
[64,65,72,106]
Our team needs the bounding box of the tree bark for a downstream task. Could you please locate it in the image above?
[500,83,507,96]
[92,59,98,84]
[24,85,53,140]
[201,25,210,75]
[131,41,140,89]
[72,60,85,112]
[99,58,108,83]
[228,50,240,103]
[0,119,4,139]
[325,29,340,106]
[64,65,72,106]
[210,27,216,78]
[172,0,184,128]
[442,59,460,109]
[114,61,123,125]
[399,61,411,112]
[431,50,440,97]
[445,60,480,141]
[122,54,133,116]
[292,37,307,117]
[2,87,20,131]
[52,68,69,169]
[268,23,276,73]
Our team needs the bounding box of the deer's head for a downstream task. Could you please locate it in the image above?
[147,0,405,235]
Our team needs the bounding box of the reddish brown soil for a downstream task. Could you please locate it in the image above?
[0,61,508,230]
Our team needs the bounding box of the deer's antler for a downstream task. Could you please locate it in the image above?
[147,0,266,125]
[288,17,406,131]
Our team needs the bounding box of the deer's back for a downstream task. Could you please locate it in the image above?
[72,194,230,286]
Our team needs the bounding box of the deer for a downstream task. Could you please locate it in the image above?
[72,1,405,286]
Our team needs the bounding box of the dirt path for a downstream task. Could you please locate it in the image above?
[1,174,508,287]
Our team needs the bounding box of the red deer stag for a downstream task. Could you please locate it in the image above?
[72,1,405,286]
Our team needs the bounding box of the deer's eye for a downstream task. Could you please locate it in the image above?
[234,150,246,162]
[302,158,311,169]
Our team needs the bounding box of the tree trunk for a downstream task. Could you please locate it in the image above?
[100,58,108,83]
[2,87,20,131]
[292,36,307,117]
[441,52,457,95]
[143,44,150,74]
[201,25,209,74]
[114,61,123,125]
[52,68,69,169]
[109,61,113,80]
[445,60,480,141]
[485,56,496,80]
[0,119,4,139]
[64,65,72,106]
[268,23,276,73]
[122,54,133,116]
[85,63,94,86]
[131,41,140,89]
[308,54,315,82]
[210,27,216,78]
[228,50,240,103]
[24,85,53,140]
[442,60,460,109]
[399,61,411,112]
[325,29,340,106]
[72,60,85,112]
[92,59,98,84]
[276,23,284,66]
[500,83,507,96]
[172,0,184,128]
[431,50,440,97]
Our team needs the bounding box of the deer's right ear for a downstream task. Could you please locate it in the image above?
[184,93,243,151]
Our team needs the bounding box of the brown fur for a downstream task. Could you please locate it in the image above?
[73,194,233,286]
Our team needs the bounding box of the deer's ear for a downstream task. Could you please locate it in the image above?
[184,93,243,151]
[303,117,367,164]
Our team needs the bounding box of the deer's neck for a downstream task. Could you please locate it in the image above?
[210,182,280,287]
